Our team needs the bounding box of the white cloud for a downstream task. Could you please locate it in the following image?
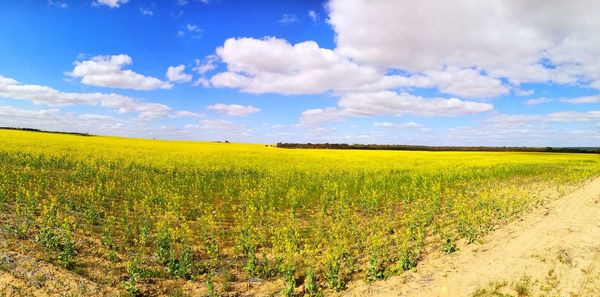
[374,121,421,128]
[514,88,535,97]
[206,103,260,116]
[327,0,600,89]
[210,37,507,98]
[561,95,600,104]
[300,91,493,125]
[435,122,599,147]
[0,75,197,119]
[48,1,69,9]
[299,108,349,125]
[524,97,553,106]
[193,55,218,74]
[0,105,61,121]
[192,56,217,87]
[78,114,114,120]
[67,54,172,90]
[0,105,133,136]
[423,68,508,98]
[211,37,381,95]
[488,111,600,124]
[200,119,239,129]
[140,7,153,16]
[278,14,299,26]
[337,91,493,117]
[93,0,128,8]
[177,24,202,39]
[308,10,318,22]
[193,78,210,87]
[187,23,201,32]
[166,65,192,83]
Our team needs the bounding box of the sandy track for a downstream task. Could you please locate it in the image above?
[345,178,600,297]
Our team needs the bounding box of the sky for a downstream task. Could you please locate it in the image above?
[0,0,599,146]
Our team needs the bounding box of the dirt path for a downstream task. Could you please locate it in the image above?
[345,178,600,297]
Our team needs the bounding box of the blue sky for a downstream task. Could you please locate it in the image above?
[0,0,599,146]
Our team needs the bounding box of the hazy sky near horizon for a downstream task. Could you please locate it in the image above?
[1,0,599,146]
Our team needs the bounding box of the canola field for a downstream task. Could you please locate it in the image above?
[0,129,599,296]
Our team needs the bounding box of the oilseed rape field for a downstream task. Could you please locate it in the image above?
[0,129,599,296]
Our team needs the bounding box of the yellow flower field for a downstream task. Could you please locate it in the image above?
[1,129,599,296]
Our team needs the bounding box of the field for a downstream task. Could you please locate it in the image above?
[0,129,599,296]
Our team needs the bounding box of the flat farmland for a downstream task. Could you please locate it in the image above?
[0,129,599,296]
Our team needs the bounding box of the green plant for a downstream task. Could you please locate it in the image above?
[324,252,347,291]
[101,218,118,262]
[126,258,143,296]
[10,219,32,240]
[442,235,457,255]
[155,226,172,267]
[303,267,321,297]
[282,266,296,297]
[84,204,101,226]
[57,217,76,269]
[167,246,193,279]
[398,245,419,271]
[366,255,386,283]
[58,230,75,269]
[513,275,531,297]
[206,273,217,297]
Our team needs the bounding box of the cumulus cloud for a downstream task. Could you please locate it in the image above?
[210,37,507,98]
[211,37,381,95]
[211,37,509,98]
[67,54,172,90]
[300,91,493,125]
[206,103,260,116]
[166,65,192,83]
[93,0,128,8]
[0,75,197,119]
[327,0,600,88]
[423,68,508,98]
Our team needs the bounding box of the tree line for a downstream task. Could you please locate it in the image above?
[276,143,600,154]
